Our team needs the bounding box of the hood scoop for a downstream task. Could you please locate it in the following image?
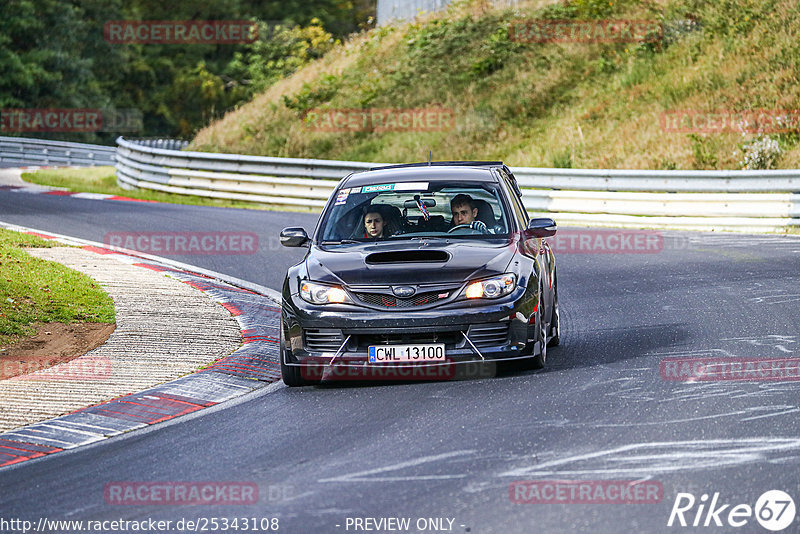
[365,250,450,264]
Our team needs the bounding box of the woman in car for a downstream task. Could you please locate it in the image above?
[355,205,401,239]
[363,210,386,238]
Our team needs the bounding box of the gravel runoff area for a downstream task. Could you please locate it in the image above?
[0,246,242,432]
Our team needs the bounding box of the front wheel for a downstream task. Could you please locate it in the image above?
[547,272,560,347]
[519,289,546,370]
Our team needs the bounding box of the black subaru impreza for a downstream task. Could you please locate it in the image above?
[279,162,559,386]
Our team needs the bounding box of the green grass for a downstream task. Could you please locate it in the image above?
[190,0,800,170]
[21,167,314,211]
[0,229,115,347]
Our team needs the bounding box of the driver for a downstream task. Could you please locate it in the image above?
[450,194,489,233]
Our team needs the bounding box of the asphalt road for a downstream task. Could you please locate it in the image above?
[2,190,800,533]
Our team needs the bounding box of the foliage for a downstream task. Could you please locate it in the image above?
[738,135,781,170]
[0,0,374,142]
[688,134,718,169]
[191,0,800,170]
[228,20,339,96]
[283,75,343,113]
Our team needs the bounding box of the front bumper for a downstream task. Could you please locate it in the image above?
[281,286,540,369]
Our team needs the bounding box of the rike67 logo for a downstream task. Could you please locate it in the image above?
[668,490,796,531]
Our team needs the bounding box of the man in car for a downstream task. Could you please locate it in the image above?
[450,194,489,233]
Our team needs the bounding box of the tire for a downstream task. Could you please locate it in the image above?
[519,287,546,370]
[280,324,318,387]
[547,272,560,347]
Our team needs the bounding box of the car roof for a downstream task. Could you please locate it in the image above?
[342,164,500,189]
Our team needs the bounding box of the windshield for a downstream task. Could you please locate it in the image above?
[317,180,512,243]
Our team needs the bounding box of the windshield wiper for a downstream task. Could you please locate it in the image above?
[321,239,361,245]
[389,235,449,241]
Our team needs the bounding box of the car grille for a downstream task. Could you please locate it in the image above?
[354,330,464,350]
[303,323,511,353]
[467,323,510,347]
[353,290,451,308]
[304,329,345,352]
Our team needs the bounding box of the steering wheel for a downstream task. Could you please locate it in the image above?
[447,224,477,234]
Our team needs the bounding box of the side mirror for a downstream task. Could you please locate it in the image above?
[280,227,310,247]
[524,218,557,238]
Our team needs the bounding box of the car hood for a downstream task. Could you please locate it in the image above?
[305,239,517,287]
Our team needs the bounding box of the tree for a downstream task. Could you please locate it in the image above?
[0,0,376,141]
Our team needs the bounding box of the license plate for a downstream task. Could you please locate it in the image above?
[368,344,445,363]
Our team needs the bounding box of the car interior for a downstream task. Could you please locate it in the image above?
[327,186,509,241]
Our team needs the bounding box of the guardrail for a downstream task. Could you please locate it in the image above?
[125,138,190,151]
[1,135,795,231]
[115,136,800,231]
[0,136,116,167]
[115,136,374,209]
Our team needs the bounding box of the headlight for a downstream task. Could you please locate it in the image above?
[300,281,350,304]
[464,273,517,299]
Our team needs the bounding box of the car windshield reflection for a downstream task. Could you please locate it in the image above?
[318,181,511,244]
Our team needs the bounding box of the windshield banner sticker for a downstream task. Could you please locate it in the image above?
[335,188,352,205]
[359,182,429,194]
[361,183,395,194]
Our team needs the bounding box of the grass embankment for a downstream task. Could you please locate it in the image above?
[21,167,292,210]
[0,229,115,348]
[191,0,800,170]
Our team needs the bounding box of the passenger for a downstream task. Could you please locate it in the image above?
[450,194,489,233]
[363,210,386,238]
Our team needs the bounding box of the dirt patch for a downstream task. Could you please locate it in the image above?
[0,322,115,380]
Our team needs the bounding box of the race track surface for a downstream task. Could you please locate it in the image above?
[1,190,799,533]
